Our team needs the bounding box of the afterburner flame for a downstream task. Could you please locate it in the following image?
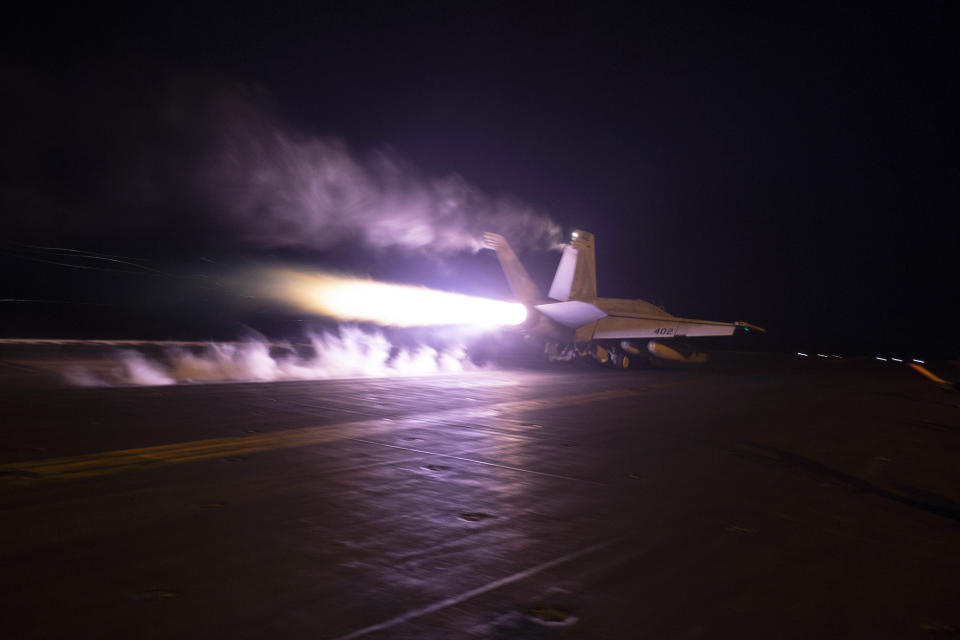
[260,269,527,327]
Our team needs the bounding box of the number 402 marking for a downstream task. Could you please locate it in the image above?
[653,327,675,335]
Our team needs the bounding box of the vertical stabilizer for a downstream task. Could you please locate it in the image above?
[482,232,544,303]
[548,230,596,301]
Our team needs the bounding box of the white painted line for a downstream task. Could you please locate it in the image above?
[333,539,615,640]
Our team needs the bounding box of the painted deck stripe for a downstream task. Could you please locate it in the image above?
[909,363,952,386]
[0,389,639,484]
[333,539,616,640]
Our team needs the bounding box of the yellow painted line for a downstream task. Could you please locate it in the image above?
[0,388,640,485]
[909,363,952,386]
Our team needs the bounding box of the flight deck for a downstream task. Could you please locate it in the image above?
[2,350,958,638]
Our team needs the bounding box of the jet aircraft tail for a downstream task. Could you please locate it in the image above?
[481,232,544,303]
[548,230,597,301]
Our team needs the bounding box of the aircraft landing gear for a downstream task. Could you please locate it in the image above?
[609,351,630,370]
[546,342,633,369]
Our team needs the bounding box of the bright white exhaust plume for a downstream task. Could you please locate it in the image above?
[252,268,527,327]
[63,328,482,386]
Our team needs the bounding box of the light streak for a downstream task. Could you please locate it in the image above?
[909,363,951,385]
[913,358,925,364]
[891,357,903,363]
[876,357,887,362]
[797,352,808,357]
[256,269,527,327]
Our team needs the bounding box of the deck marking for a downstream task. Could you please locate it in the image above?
[332,539,615,640]
[347,438,612,486]
[0,389,638,485]
[909,363,953,386]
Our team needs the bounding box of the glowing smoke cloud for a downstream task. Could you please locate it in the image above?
[253,268,527,327]
[63,328,482,386]
[200,85,562,254]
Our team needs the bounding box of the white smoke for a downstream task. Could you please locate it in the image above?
[5,75,563,258]
[198,86,562,254]
[120,351,176,385]
[63,327,481,386]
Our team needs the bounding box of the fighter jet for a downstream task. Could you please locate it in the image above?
[483,230,764,367]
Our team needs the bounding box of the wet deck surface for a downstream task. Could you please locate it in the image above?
[2,353,959,638]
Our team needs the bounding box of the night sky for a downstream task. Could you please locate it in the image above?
[1,4,956,356]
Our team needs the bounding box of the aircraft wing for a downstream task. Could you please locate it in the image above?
[590,316,762,339]
[536,301,764,338]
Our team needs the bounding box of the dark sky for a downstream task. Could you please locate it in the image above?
[1,4,957,356]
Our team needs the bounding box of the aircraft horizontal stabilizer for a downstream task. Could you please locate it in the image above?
[534,300,607,328]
